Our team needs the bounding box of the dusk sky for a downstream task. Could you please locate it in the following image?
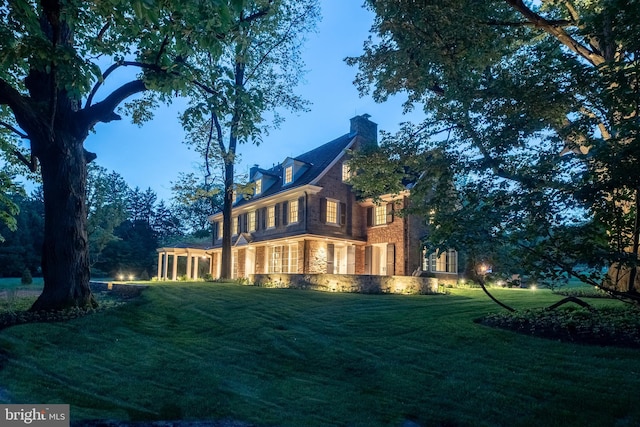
[82,1,425,202]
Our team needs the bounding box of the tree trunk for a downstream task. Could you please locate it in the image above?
[30,133,95,311]
[220,160,234,280]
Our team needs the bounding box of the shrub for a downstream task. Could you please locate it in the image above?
[21,268,33,285]
[140,270,150,281]
[478,306,640,348]
[553,287,611,299]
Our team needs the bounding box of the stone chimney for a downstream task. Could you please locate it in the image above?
[350,114,378,148]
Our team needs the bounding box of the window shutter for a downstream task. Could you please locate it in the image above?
[254,211,259,231]
[364,246,372,275]
[298,196,304,218]
[261,207,266,230]
[213,222,218,241]
[386,243,395,276]
[242,214,247,233]
[275,204,280,227]
[366,207,373,227]
[340,202,346,225]
[320,198,327,223]
[282,201,288,225]
[386,203,394,224]
[326,243,335,274]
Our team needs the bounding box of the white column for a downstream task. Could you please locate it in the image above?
[186,253,193,280]
[172,253,178,280]
[193,256,199,280]
[157,252,162,280]
[163,252,169,280]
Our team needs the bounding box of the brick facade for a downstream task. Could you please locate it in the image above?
[160,115,458,282]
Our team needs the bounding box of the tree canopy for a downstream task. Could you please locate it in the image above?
[348,0,640,299]
[0,0,274,309]
[180,0,318,279]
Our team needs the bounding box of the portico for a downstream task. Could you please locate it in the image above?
[156,246,213,280]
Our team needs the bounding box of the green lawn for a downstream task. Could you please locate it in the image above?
[0,277,44,288]
[0,283,638,427]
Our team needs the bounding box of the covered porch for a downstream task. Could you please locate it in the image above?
[156,246,213,281]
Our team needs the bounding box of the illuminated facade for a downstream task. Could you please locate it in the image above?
[157,115,458,281]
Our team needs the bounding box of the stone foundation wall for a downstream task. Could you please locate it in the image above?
[249,273,440,295]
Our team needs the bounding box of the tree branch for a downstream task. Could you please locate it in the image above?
[13,149,38,172]
[504,0,604,66]
[96,21,110,41]
[0,77,30,117]
[0,121,29,139]
[80,79,147,130]
[483,18,573,27]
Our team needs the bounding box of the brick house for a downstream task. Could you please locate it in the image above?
[156,115,458,282]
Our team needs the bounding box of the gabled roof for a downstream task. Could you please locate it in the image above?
[251,167,281,180]
[231,132,355,209]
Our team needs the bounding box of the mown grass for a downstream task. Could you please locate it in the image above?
[0,283,638,427]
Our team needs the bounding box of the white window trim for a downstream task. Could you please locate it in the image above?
[326,198,339,225]
[248,210,256,232]
[267,205,276,229]
[284,165,294,185]
[288,199,299,224]
[374,203,387,226]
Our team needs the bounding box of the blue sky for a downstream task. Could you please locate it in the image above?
[83,1,424,202]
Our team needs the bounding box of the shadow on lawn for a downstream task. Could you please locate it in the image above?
[0,284,146,331]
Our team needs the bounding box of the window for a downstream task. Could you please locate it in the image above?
[267,205,275,228]
[423,249,458,274]
[342,162,352,182]
[218,221,223,239]
[374,204,386,226]
[232,217,238,235]
[368,203,393,227]
[248,210,256,232]
[232,249,238,279]
[255,178,262,195]
[289,199,299,224]
[326,200,338,224]
[268,243,298,273]
[284,165,293,184]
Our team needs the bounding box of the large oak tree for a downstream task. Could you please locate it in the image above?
[348,1,640,300]
[0,0,257,310]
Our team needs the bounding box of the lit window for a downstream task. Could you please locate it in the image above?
[218,221,223,238]
[289,199,299,223]
[342,162,352,182]
[267,205,275,228]
[268,243,298,273]
[284,166,293,184]
[423,249,458,274]
[248,210,256,232]
[326,200,338,224]
[232,217,238,235]
[255,179,262,195]
[375,204,386,226]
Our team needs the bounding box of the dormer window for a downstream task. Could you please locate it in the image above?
[255,178,262,195]
[281,157,310,186]
[284,165,293,185]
